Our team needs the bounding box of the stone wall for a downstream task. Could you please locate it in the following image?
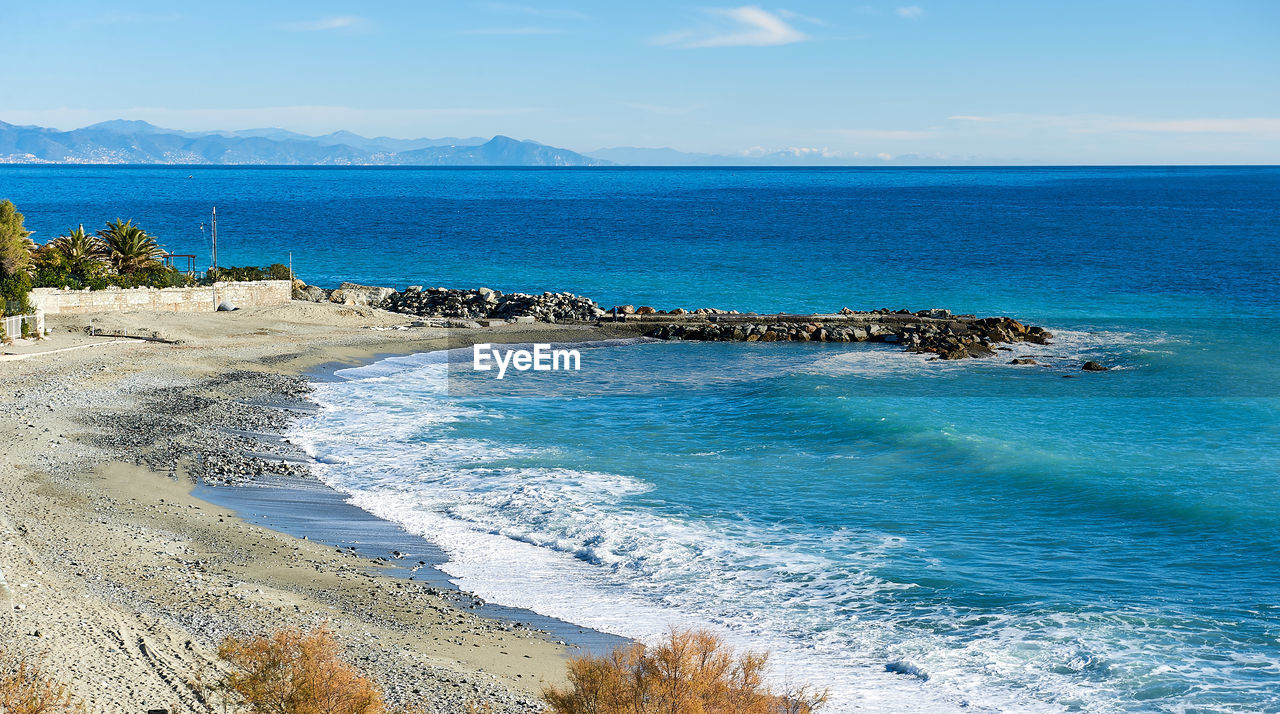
[30,280,292,315]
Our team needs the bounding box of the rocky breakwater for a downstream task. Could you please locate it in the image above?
[642,308,1053,360]
[378,286,605,323]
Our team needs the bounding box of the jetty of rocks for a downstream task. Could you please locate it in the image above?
[633,308,1052,360]
[295,282,604,323]
[291,282,1053,360]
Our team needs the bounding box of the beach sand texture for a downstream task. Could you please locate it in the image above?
[0,302,644,712]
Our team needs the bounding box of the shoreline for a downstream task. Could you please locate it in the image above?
[0,302,649,712]
[193,476,630,657]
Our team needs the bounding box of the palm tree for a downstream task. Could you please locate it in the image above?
[98,219,165,274]
[50,225,106,264]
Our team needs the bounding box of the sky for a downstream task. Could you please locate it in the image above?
[5,0,1280,163]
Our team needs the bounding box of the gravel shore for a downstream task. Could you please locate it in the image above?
[0,302,645,713]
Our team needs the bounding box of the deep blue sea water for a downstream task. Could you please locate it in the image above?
[4,166,1279,712]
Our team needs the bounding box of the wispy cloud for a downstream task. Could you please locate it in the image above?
[482,3,588,20]
[742,146,842,158]
[895,6,926,19]
[94,11,184,24]
[777,8,829,26]
[1106,118,1280,135]
[655,6,810,48]
[948,113,1280,136]
[464,26,563,35]
[834,128,936,139]
[621,102,703,116]
[283,16,368,32]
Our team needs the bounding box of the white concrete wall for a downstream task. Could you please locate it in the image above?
[30,280,292,315]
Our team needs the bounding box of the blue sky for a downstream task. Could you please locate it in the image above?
[6,1,1279,163]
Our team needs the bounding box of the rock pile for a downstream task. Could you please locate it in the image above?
[609,305,740,316]
[379,286,604,323]
[644,313,1052,359]
[329,282,397,307]
[292,280,1060,361]
[291,281,398,308]
[292,279,329,302]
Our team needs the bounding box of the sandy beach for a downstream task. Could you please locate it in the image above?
[0,302,645,713]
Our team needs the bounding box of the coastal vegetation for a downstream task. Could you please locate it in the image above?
[217,627,385,714]
[209,263,293,283]
[211,626,823,714]
[0,198,211,295]
[0,199,35,316]
[543,629,828,714]
[30,217,189,291]
[214,627,500,714]
[0,649,81,713]
[98,219,166,274]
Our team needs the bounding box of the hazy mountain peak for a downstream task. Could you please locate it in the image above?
[83,119,169,134]
[0,120,607,166]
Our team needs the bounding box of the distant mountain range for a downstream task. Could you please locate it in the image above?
[0,120,604,166]
[0,119,943,166]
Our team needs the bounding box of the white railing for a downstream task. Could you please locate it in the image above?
[1,313,42,340]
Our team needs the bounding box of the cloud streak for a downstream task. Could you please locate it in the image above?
[283,16,368,32]
[834,128,936,140]
[621,102,703,116]
[464,27,563,35]
[948,114,1280,136]
[895,6,926,19]
[655,6,809,48]
[483,3,588,20]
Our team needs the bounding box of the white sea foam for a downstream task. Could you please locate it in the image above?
[289,339,1227,713]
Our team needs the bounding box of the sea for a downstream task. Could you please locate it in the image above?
[5,165,1279,712]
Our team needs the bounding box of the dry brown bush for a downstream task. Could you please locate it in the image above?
[542,629,828,714]
[0,649,80,714]
[218,626,386,714]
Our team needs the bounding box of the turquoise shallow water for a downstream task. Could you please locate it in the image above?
[5,166,1279,711]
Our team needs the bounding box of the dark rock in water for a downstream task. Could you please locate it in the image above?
[885,660,929,681]
[1010,358,1038,365]
[966,343,996,357]
[1082,361,1109,372]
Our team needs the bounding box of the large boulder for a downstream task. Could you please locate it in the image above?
[329,282,397,307]
[292,283,329,302]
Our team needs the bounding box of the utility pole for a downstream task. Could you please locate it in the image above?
[211,206,218,276]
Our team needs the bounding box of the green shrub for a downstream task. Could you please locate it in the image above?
[209,265,265,282]
[0,200,34,283]
[0,272,32,317]
[209,265,292,283]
